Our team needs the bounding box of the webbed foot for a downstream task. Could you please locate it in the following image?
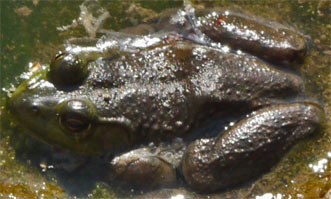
[110,148,177,189]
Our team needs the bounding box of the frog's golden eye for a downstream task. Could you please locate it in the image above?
[49,51,89,87]
[61,112,91,133]
[59,100,94,139]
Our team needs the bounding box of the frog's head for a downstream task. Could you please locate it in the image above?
[7,53,132,156]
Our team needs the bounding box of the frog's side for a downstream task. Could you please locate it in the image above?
[7,7,323,193]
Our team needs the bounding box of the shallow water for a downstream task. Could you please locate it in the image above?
[0,1,330,198]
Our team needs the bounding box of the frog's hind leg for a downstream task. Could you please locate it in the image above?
[181,102,323,193]
[196,9,307,67]
[191,47,304,110]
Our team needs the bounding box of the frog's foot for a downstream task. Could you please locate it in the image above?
[57,0,110,39]
[182,0,212,45]
[169,1,211,46]
[79,0,110,38]
[110,148,177,189]
[182,102,323,193]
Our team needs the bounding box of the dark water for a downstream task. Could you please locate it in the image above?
[0,1,330,198]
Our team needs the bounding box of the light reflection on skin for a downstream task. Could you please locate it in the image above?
[65,35,163,55]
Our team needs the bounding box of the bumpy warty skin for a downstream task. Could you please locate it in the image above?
[6,7,324,193]
[78,40,303,142]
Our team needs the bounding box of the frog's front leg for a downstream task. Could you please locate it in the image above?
[182,102,323,193]
[110,147,178,189]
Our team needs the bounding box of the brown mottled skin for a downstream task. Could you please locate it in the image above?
[7,7,323,193]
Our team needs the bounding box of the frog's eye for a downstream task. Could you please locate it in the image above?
[49,52,89,87]
[59,100,94,139]
[61,112,91,133]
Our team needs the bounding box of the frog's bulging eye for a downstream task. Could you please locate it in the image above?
[49,52,89,87]
[59,100,94,139]
[60,112,91,133]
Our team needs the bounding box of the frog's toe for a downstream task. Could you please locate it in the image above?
[182,102,324,193]
[110,148,177,189]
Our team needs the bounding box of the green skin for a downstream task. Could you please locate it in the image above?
[7,8,324,193]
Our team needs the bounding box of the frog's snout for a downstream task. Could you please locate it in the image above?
[8,92,40,119]
[7,91,24,115]
[7,88,57,127]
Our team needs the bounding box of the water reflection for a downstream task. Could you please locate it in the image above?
[256,193,283,199]
[308,154,330,173]
[171,194,185,199]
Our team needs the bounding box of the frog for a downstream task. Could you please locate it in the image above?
[6,4,324,194]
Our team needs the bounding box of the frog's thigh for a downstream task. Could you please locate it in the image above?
[182,102,323,193]
[110,148,177,188]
